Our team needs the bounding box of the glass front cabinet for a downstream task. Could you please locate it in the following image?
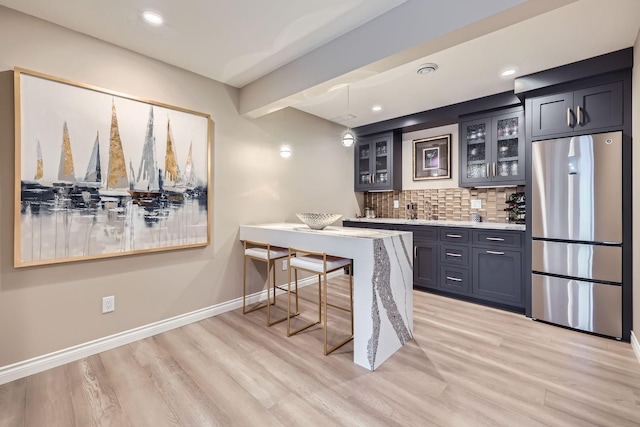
[459,107,525,187]
[354,131,401,191]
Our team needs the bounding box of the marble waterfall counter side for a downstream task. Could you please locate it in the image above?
[239,223,413,371]
[344,217,525,231]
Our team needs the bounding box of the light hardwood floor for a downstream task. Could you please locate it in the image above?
[1,275,639,426]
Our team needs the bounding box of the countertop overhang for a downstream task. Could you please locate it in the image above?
[343,217,525,231]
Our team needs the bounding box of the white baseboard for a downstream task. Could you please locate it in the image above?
[0,273,337,385]
[631,331,640,365]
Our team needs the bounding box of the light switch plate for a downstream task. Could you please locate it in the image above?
[471,199,482,209]
[393,200,399,209]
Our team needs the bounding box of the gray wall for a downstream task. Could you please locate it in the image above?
[0,7,360,367]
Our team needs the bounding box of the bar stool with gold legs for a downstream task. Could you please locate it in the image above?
[287,247,353,355]
[243,240,298,326]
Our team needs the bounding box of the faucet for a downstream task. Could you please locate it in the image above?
[425,201,432,220]
[406,202,417,220]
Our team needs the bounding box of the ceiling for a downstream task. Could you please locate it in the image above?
[2,0,639,129]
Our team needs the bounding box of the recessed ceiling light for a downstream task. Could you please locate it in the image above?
[372,105,382,112]
[142,10,164,25]
[417,63,438,75]
[501,69,516,77]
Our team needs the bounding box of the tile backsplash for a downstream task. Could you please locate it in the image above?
[364,186,525,223]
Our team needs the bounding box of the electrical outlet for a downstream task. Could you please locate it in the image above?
[282,259,288,271]
[102,296,115,313]
[471,199,482,209]
[393,200,399,209]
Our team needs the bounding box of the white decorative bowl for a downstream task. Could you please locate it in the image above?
[296,213,342,230]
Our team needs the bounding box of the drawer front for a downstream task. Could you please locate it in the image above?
[439,244,470,267]
[473,230,522,248]
[532,240,621,283]
[403,225,438,240]
[440,228,470,243]
[532,273,622,338]
[439,266,470,295]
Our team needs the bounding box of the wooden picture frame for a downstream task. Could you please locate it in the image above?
[412,134,451,180]
[14,68,211,267]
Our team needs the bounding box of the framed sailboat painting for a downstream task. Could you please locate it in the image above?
[14,68,211,267]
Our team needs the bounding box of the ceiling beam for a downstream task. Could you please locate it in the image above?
[238,0,577,119]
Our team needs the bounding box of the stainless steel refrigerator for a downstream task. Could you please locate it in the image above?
[531,131,622,338]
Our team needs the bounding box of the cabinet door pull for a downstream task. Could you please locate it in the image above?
[414,246,417,258]
[446,234,462,238]
[567,107,572,127]
[368,174,373,185]
[486,237,505,241]
[576,105,582,125]
[446,276,463,282]
[485,163,489,178]
[486,250,504,255]
[446,252,462,257]
[493,163,496,177]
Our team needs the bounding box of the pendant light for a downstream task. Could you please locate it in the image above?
[279,107,292,158]
[341,85,356,147]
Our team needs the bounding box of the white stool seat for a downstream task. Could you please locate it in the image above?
[245,246,288,260]
[290,254,351,273]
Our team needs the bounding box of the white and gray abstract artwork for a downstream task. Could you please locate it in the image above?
[17,70,211,266]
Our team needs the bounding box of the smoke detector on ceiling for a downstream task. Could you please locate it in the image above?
[416,63,438,75]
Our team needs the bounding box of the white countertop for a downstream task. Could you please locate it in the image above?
[343,217,526,231]
[245,222,410,238]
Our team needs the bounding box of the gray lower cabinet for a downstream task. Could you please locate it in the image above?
[439,238,471,296]
[342,221,524,311]
[472,248,522,305]
[414,239,438,290]
[471,229,524,308]
[412,227,439,290]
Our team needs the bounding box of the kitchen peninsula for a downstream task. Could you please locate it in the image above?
[239,223,413,371]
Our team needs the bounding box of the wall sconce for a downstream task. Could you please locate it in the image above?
[280,145,292,158]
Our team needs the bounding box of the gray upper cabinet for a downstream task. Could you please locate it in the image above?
[459,107,525,187]
[529,81,623,139]
[354,131,401,192]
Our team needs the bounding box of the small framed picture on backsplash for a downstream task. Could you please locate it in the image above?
[413,134,451,180]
